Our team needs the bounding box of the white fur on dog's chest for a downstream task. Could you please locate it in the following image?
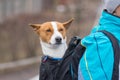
[40,41,67,58]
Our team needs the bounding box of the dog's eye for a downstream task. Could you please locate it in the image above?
[46,29,51,32]
[59,28,63,31]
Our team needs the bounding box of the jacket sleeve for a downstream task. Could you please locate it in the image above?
[79,32,114,80]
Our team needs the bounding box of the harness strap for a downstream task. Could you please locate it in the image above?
[99,30,120,80]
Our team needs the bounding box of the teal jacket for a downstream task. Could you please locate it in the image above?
[78,10,120,80]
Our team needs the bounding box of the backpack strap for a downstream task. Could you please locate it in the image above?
[99,30,120,80]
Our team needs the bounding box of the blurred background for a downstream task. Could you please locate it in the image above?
[0,0,104,80]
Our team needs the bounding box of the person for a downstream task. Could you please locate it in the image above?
[78,0,120,80]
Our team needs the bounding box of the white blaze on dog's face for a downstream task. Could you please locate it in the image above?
[50,22,66,45]
[30,19,73,46]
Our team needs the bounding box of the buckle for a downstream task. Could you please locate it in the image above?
[42,56,48,62]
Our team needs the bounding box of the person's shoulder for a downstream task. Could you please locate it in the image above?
[81,31,110,46]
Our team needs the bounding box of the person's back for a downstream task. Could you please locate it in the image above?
[78,0,120,80]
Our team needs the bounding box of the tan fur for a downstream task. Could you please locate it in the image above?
[38,22,54,43]
[38,22,67,43]
[29,18,74,43]
[56,22,66,39]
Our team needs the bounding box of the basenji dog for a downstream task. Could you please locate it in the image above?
[29,19,73,58]
[29,18,73,80]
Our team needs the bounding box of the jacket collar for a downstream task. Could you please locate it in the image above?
[99,10,120,27]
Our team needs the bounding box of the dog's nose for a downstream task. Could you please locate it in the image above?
[55,37,62,43]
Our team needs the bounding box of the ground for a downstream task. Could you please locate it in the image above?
[0,65,39,80]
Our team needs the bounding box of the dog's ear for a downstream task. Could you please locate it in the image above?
[63,18,74,29]
[29,24,41,31]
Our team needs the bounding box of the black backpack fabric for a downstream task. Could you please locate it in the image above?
[55,36,85,80]
[39,30,119,80]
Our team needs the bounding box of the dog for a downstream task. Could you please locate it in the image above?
[29,18,73,80]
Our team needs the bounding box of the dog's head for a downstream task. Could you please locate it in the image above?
[29,19,73,46]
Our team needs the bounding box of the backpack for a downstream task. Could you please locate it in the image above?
[39,30,119,80]
[39,36,84,80]
[55,30,119,80]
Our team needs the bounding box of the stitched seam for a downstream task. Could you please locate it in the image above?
[94,34,108,80]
